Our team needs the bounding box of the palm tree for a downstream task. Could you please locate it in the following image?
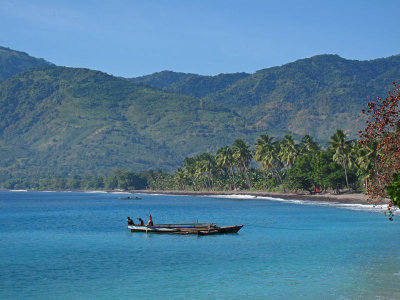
[174,168,187,190]
[254,133,276,177]
[329,129,353,190]
[354,140,379,191]
[272,142,284,183]
[278,135,299,168]
[183,157,198,190]
[299,134,320,154]
[215,146,235,190]
[197,153,215,190]
[232,139,253,189]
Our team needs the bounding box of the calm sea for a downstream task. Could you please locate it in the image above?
[1,191,399,299]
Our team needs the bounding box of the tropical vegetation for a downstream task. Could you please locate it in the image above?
[1,169,150,191]
[1,46,399,209]
[1,46,400,181]
[147,129,367,194]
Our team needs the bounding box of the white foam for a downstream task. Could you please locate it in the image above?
[139,193,184,197]
[9,189,28,192]
[210,194,390,213]
[212,194,258,199]
[109,191,129,194]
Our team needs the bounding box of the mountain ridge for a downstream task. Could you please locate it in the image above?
[1,48,400,179]
[0,46,53,81]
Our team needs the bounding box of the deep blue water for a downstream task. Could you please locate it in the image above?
[1,191,399,299]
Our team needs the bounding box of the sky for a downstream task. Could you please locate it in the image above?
[1,0,399,77]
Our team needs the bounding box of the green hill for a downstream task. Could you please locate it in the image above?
[0,66,247,179]
[0,46,52,81]
[133,54,400,141]
[1,48,400,180]
[206,54,400,140]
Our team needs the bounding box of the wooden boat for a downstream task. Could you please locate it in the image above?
[127,223,243,235]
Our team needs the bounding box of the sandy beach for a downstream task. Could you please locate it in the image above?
[135,190,389,205]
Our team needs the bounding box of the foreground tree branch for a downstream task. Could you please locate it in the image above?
[360,81,400,217]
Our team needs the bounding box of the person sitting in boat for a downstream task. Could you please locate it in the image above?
[138,218,144,226]
[146,214,154,227]
[127,217,134,226]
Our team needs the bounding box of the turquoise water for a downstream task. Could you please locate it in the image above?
[1,191,399,299]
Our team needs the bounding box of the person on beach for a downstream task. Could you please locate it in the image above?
[138,218,144,226]
[147,214,154,226]
[127,217,134,226]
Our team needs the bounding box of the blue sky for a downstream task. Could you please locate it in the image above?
[1,0,399,77]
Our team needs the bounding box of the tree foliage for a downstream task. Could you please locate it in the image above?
[147,131,363,194]
[329,129,354,189]
[360,81,400,211]
[387,173,400,207]
[1,169,149,191]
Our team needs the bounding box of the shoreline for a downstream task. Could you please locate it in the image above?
[135,190,389,205]
[1,188,389,206]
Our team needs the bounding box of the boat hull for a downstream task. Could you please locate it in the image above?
[127,224,243,235]
[216,225,244,233]
[128,225,179,233]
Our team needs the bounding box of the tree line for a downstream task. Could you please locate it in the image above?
[0,129,367,194]
[148,129,376,194]
[1,169,151,191]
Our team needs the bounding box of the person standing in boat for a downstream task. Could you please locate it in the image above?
[127,217,134,226]
[147,214,153,226]
[138,218,144,226]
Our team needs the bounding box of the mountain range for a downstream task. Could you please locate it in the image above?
[0,46,399,179]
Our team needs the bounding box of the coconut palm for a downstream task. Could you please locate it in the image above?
[272,142,284,183]
[353,140,379,190]
[299,134,320,154]
[329,129,353,189]
[254,133,276,170]
[196,152,215,189]
[183,157,198,190]
[278,135,299,168]
[232,139,253,189]
[254,133,279,185]
[215,146,235,190]
[174,168,187,190]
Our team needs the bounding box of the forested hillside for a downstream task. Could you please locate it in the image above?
[0,66,247,179]
[1,47,400,181]
[133,54,400,141]
[130,71,249,98]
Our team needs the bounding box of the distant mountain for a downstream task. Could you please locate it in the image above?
[133,54,400,141]
[0,46,52,81]
[205,54,400,140]
[1,47,400,180]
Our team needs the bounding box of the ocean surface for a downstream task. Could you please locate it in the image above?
[1,191,400,299]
